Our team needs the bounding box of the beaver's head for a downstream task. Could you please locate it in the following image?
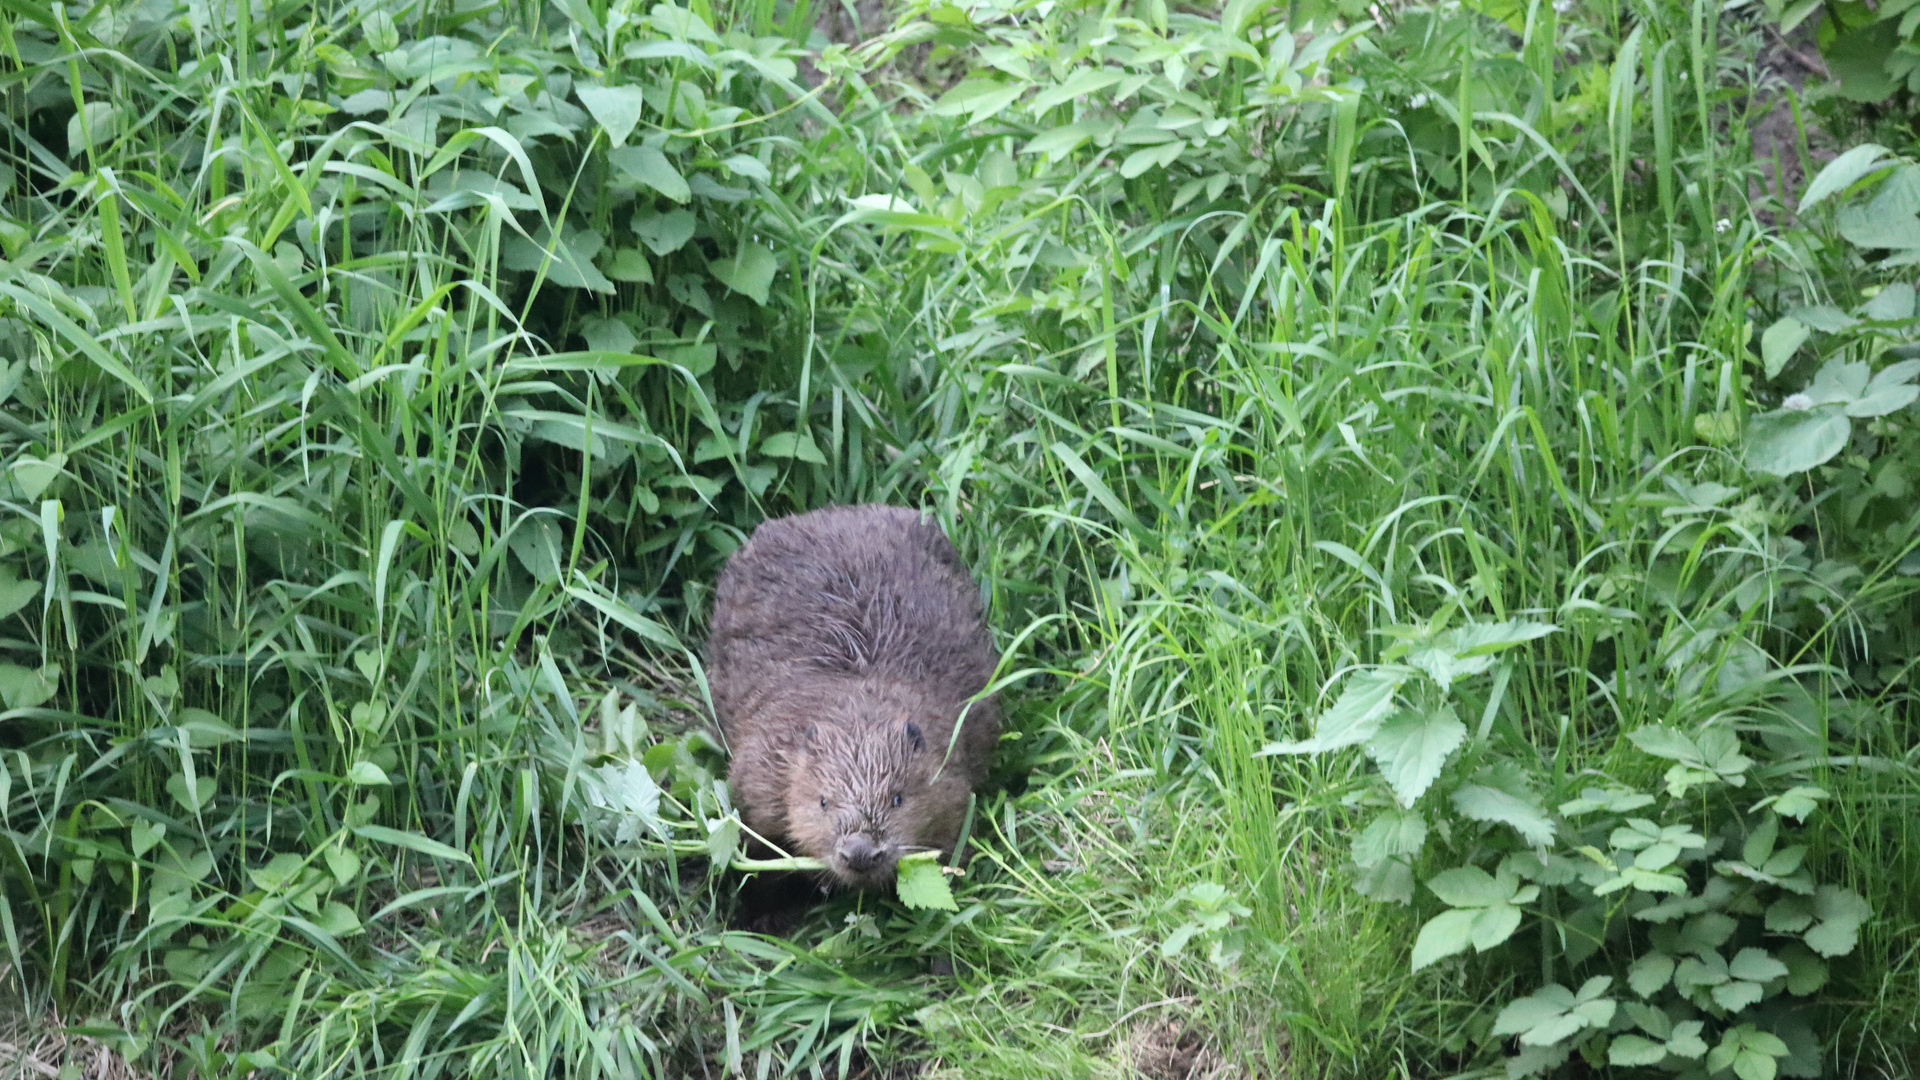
[783,713,972,889]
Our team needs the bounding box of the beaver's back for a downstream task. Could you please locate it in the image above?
[708,504,996,731]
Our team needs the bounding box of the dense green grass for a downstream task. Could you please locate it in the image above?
[2,0,1918,1076]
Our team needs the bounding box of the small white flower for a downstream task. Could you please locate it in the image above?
[1408,92,1429,109]
[1783,393,1813,411]
[1715,218,1731,233]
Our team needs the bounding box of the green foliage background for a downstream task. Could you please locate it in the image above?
[1,0,1918,1076]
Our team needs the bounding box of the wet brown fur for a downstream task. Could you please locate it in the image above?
[708,504,1000,889]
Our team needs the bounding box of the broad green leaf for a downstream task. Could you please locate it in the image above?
[1666,1021,1709,1059]
[1728,947,1789,982]
[249,852,306,891]
[0,566,38,621]
[759,430,826,464]
[1258,667,1409,755]
[1120,140,1184,179]
[1760,317,1808,378]
[347,761,391,786]
[503,226,616,293]
[1365,706,1465,807]
[1447,619,1559,656]
[1410,908,1476,970]
[0,662,59,711]
[1710,979,1764,1011]
[1780,944,1828,995]
[1746,406,1851,475]
[315,901,361,936]
[67,101,119,155]
[1029,67,1126,113]
[1627,725,1697,762]
[1628,952,1674,996]
[1838,203,1920,250]
[1493,985,1576,1036]
[712,243,777,305]
[130,818,165,858]
[604,249,653,284]
[323,846,361,887]
[1862,283,1918,319]
[1352,809,1426,868]
[610,145,691,202]
[1470,902,1523,951]
[1021,119,1113,159]
[1799,143,1889,212]
[1609,1034,1668,1066]
[1427,866,1508,907]
[897,851,957,911]
[1451,784,1556,846]
[576,83,647,147]
[634,208,697,254]
[165,773,214,812]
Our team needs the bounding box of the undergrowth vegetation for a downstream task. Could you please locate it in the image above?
[1,0,1918,1076]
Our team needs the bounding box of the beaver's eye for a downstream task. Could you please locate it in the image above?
[891,794,902,807]
[819,797,828,809]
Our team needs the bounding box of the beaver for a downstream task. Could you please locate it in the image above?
[708,504,1000,890]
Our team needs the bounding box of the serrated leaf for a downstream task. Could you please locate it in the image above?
[1351,856,1414,903]
[1410,908,1477,970]
[1352,809,1427,868]
[1744,815,1780,868]
[1761,317,1809,378]
[1427,866,1507,908]
[1628,952,1675,996]
[1780,944,1828,995]
[1470,903,1523,951]
[1804,919,1859,957]
[1667,1021,1709,1059]
[896,851,957,911]
[1259,666,1408,755]
[1519,1012,1586,1047]
[1493,986,1576,1035]
[1711,979,1764,1011]
[1767,894,1815,933]
[1451,784,1556,847]
[1365,706,1465,807]
[1447,619,1559,656]
[1609,1034,1668,1066]
[1627,724,1698,762]
[1729,947,1789,983]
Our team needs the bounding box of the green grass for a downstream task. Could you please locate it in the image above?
[3,0,1919,1076]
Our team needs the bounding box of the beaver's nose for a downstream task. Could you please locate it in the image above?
[837,835,882,872]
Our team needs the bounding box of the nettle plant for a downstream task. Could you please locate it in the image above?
[1262,614,1869,1079]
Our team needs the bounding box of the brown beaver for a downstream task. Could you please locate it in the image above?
[708,504,1000,889]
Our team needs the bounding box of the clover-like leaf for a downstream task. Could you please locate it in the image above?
[896,851,958,912]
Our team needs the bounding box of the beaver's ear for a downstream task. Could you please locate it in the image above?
[903,723,925,752]
[803,724,818,748]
